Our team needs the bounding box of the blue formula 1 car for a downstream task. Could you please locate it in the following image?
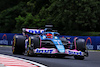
[12,25,88,60]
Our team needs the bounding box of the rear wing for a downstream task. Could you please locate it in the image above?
[22,25,54,35]
[22,28,44,35]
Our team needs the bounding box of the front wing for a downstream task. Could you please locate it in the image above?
[34,48,86,56]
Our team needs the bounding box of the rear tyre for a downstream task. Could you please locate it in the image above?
[12,35,26,54]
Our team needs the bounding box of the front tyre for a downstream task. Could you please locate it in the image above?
[27,36,40,56]
[76,39,86,52]
[27,37,35,56]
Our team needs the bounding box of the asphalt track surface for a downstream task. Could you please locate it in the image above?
[0,46,100,67]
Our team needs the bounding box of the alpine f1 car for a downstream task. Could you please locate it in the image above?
[12,25,88,60]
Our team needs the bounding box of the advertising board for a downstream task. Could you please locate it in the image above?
[0,33,100,50]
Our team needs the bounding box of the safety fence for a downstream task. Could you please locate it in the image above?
[0,33,100,50]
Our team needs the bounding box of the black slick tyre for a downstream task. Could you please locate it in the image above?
[27,36,40,56]
[12,35,26,54]
[74,39,86,60]
[76,39,86,52]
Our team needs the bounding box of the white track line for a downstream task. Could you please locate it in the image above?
[0,54,47,67]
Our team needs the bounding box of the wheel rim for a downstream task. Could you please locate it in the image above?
[27,49,29,55]
[27,37,31,56]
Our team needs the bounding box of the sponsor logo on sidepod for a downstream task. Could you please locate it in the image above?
[35,49,53,54]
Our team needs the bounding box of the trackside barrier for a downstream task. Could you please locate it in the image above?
[0,33,100,50]
[0,33,22,46]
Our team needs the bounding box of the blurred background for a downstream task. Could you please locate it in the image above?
[0,0,100,36]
